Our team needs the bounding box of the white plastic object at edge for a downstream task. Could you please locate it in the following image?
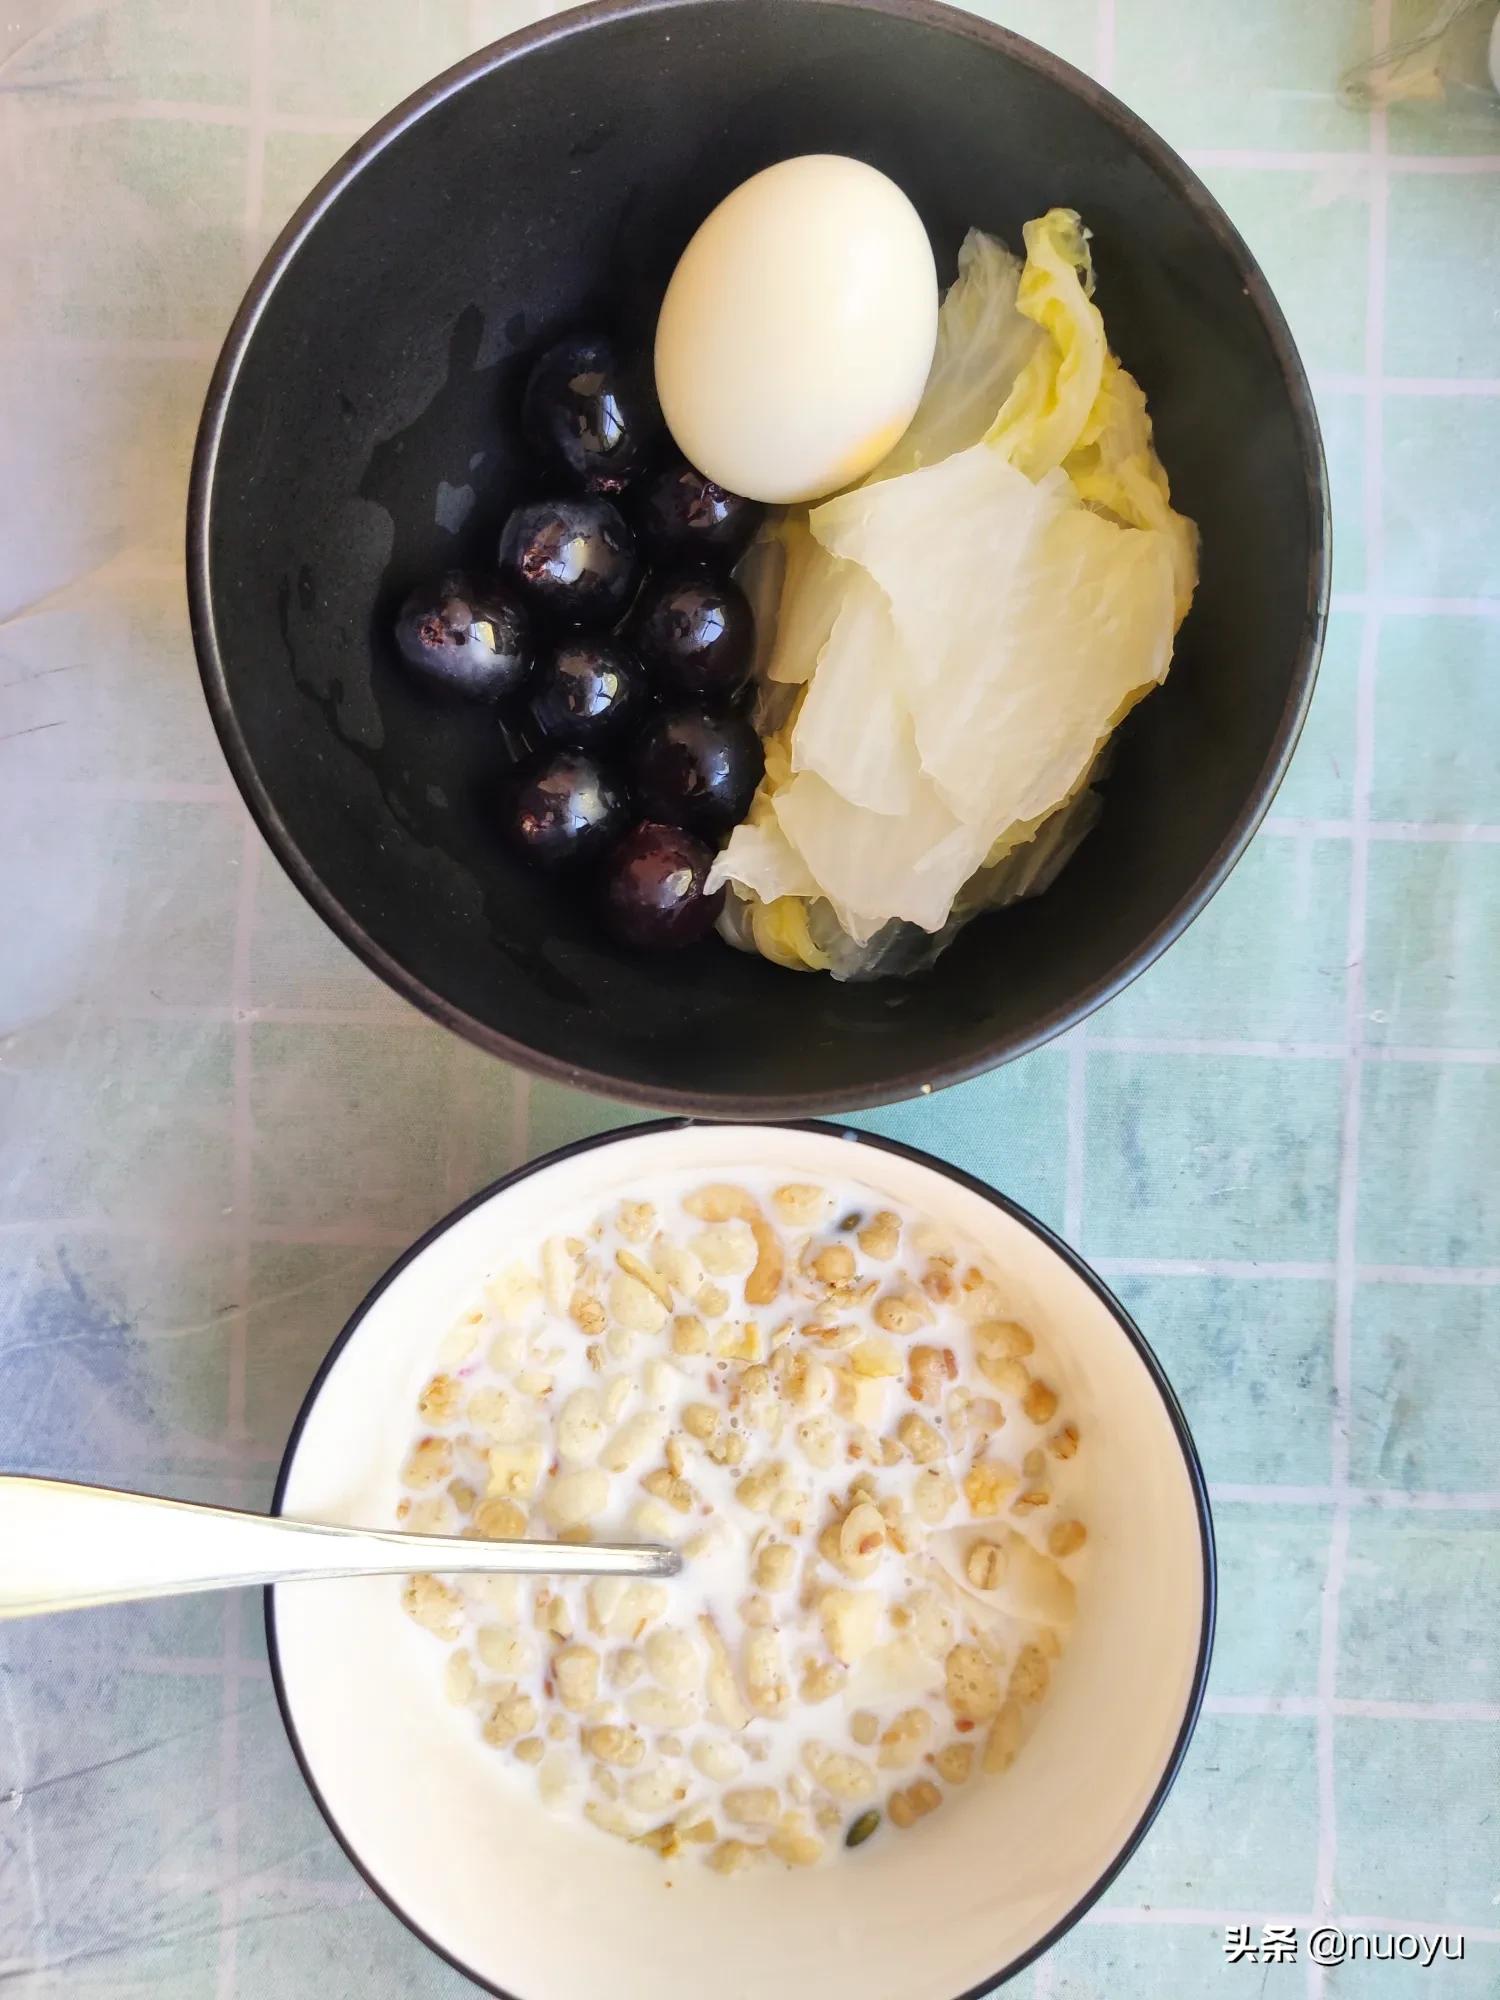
[272,1121,1210,2000]
[0,1476,678,1618]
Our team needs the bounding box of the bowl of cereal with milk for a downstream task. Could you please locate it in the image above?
[269,1122,1214,1998]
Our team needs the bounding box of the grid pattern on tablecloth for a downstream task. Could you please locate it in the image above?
[1,1,1497,1995]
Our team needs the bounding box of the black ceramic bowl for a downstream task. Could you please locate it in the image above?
[188,0,1328,1115]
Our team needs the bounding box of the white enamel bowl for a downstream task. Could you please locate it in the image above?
[269,1121,1215,2000]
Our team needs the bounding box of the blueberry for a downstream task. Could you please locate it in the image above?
[601,821,724,949]
[501,750,630,870]
[522,336,661,493]
[630,707,764,834]
[634,569,754,702]
[528,638,650,749]
[498,497,639,628]
[392,572,532,699]
[637,457,764,562]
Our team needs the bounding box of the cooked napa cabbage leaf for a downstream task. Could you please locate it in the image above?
[869,227,1040,480]
[734,526,787,683]
[718,777,1104,980]
[789,565,922,815]
[812,443,1175,838]
[983,208,1107,480]
[773,770,992,943]
[720,205,1199,977]
[707,811,820,906]
[1063,354,1199,627]
[750,898,833,972]
[978,211,1196,621]
[764,515,845,685]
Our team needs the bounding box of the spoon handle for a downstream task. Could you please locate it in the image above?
[0,1475,680,1620]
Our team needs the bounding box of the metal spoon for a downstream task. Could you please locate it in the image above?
[0,1474,680,1620]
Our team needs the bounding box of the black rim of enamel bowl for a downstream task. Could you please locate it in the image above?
[187,0,1330,1118]
[267,1117,1218,2000]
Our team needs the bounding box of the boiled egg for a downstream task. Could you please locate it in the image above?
[654,155,938,506]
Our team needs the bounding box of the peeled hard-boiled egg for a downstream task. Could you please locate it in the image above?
[654,155,939,506]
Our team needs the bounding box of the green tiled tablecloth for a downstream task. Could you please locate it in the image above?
[2,1,1498,1994]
